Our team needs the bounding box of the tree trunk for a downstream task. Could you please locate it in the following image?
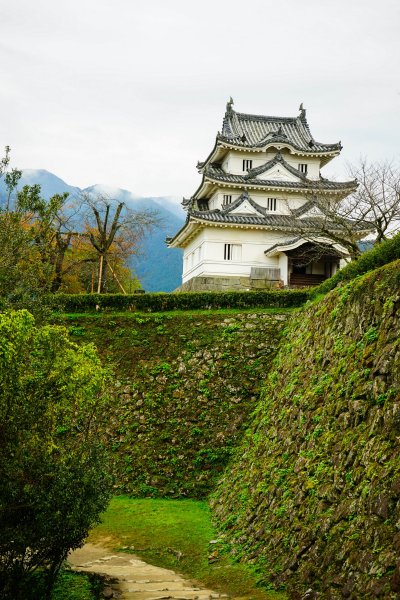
[97,255,104,293]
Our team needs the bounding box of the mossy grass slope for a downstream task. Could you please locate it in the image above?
[313,231,400,296]
[212,260,400,598]
[59,309,289,497]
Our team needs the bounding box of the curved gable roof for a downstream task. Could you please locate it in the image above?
[203,164,357,193]
[219,102,341,153]
[244,152,306,181]
[221,190,267,216]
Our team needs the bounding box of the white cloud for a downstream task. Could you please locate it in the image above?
[1,0,399,197]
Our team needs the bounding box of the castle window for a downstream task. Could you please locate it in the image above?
[224,243,242,261]
[197,199,209,211]
[242,159,253,171]
[298,163,308,175]
[223,194,232,205]
[266,197,277,211]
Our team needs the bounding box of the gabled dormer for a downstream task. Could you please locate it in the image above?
[221,191,267,216]
[244,153,308,183]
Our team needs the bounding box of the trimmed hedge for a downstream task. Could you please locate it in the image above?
[47,289,310,313]
[313,232,400,296]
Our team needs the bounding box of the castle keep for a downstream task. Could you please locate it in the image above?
[168,100,367,290]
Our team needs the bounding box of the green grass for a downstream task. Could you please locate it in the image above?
[89,497,286,599]
[58,306,297,319]
[51,570,101,600]
[20,569,101,600]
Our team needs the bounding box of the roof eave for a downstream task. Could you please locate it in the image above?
[265,236,350,258]
[205,175,357,195]
[216,137,341,157]
[167,219,202,248]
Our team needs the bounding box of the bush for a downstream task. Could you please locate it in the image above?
[47,289,310,313]
[0,311,113,599]
[313,233,400,296]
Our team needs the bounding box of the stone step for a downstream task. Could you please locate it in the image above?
[68,544,227,600]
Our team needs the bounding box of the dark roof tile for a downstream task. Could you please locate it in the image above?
[188,209,371,232]
[205,165,356,191]
[220,106,341,153]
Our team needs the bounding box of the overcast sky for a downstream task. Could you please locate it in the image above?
[1,0,399,200]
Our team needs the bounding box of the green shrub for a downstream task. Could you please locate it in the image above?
[0,311,112,599]
[47,289,309,313]
[312,233,400,296]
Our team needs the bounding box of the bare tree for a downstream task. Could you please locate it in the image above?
[80,192,161,293]
[285,193,371,261]
[285,159,400,261]
[347,158,400,244]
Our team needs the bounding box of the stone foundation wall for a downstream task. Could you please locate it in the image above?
[64,310,289,498]
[212,261,400,598]
[178,275,281,292]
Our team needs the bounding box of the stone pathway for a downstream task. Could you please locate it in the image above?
[69,543,227,600]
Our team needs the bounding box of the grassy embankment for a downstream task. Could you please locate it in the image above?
[57,306,292,498]
[57,307,292,597]
[88,496,286,600]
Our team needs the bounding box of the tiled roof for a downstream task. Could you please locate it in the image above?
[244,152,308,181]
[264,237,348,257]
[205,164,356,191]
[265,237,302,252]
[219,102,341,153]
[221,190,267,215]
[188,209,370,231]
[292,200,321,216]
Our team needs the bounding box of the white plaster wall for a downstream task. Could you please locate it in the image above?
[285,156,320,180]
[208,190,240,211]
[235,190,306,214]
[221,149,321,180]
[182,227,283,282]
[278,253,289,285]
[206,189,308,215]
[222,151,268,175]
[255,164,300,182]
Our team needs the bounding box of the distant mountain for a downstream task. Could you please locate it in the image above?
[0,170,184,292]
[19,169,81,198]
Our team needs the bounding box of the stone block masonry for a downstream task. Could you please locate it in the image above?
[177,275,281,292]
[64,310,289,497]
[212,261,400,599]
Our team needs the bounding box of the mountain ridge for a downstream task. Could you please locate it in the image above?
[0,169,184,292]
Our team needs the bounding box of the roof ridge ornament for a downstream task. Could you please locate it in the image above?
[221,97,235,138]
[270,125,287,139]
[299,102,306,119]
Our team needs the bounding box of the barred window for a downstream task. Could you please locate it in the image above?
[298,163,308,175]
[266,197,277,211]
[223,194,232,205]
[224,243,242,261]
[242,159,253,171]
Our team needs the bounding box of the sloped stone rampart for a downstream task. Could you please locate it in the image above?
[211,261,400,599]
[65,311,288,497]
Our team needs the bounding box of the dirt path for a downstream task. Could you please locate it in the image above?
[69,543,227,600]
